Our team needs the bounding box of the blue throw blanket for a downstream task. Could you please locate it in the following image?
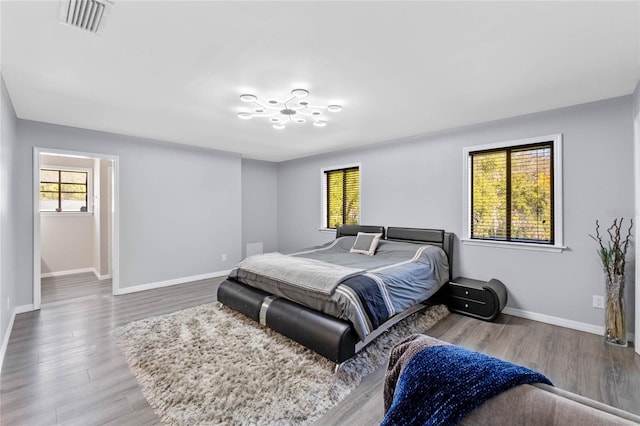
[382,344,553,426]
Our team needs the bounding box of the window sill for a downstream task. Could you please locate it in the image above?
[461,238,566,253]
[40,211,94,217]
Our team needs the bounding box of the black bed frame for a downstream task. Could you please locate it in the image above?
[217,225,454,364]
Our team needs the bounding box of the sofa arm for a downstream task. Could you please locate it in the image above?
[461,382,640,425]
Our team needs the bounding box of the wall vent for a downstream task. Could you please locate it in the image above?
[59,0,113,35]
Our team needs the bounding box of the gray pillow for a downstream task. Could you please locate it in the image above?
[350,232,383,256]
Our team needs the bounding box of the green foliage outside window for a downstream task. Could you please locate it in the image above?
[325,167,359,229]
[40,169,88,212]
[471,143,552,243]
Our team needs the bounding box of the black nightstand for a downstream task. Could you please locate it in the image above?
[433,277,508,321]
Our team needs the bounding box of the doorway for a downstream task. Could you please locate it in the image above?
[32,147,119,309]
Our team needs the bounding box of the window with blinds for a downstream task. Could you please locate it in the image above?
[470,142,553,244]
[324,166,360,229]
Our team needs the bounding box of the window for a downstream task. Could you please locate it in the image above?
[40,167,90,212]
[464,134,563,250]
[322,165,360,229]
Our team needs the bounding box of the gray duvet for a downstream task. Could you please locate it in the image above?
[229,236,449,340]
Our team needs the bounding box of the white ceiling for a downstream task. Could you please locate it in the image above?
[2,1,639,162]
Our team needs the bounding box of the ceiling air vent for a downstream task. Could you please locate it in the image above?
[59,0,113,35]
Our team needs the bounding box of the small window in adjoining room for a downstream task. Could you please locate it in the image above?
[40,168,91,213]
[463,134,564,251]
[322,165,360,229]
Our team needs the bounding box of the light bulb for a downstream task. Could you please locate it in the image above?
[291,89,309,98]
[327,105,342,112]
[313,121,327,127]
[239,94,257,102]
[238,112,252,119]
[273,123,285,130]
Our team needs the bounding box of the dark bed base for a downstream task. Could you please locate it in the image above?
[217,226,454,364]
[218,279,359,363]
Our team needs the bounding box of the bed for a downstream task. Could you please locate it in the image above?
[217,225,454,364]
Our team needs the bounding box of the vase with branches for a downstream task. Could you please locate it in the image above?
[590,218,633,347]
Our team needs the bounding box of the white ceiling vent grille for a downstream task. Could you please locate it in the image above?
[59,0,113,35]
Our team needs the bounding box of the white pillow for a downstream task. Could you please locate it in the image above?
[350,232,382,256]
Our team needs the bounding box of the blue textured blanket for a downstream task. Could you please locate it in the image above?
[381,344,553,426]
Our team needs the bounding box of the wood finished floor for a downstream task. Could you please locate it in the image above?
[1,274,639,425]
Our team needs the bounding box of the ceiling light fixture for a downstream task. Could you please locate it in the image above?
[237,88,342,129]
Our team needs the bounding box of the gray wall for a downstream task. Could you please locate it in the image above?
[241,159,278,257]
[15,120,242,304]
[1,76,18,356]
[277,96,635,333]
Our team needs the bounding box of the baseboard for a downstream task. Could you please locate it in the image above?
[503,307,635,343]
[114,270,232,296]
[0,304,35,374]
[41,267,96,278]
[41,268,111,280]
[14,304,35,314]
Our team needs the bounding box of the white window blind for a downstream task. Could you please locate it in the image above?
[324,166,360,229]
[470,142,553,244]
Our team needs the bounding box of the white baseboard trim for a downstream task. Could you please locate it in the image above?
[14,304,35,314]
[41,268,111,281]
[503,307,635,343]
[41,268,96,278]
[1,304,35,374]
[0,311,16,374]
[114,270,232,296]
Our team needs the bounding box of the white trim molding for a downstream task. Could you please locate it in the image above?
[461,239,566,253]
[41,268,110,281]
[114,270,232,296]
[503,307,634,343]
[1,305,35,373]
[41,267,97,279]
[462,133,564,253]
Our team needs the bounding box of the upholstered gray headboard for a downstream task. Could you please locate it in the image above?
[336,224,386,239]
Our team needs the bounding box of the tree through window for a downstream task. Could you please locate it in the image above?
[40,168,89,212]
[470,142,554,244]
[324,166,360,229]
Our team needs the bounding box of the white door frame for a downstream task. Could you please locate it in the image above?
[33,147,120,309]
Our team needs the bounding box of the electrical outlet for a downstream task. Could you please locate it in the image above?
[593,295,605,309]
[221,254,227,261]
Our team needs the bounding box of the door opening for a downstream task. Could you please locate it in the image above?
[33,148,119,309]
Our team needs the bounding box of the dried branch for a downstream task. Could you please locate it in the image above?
[591,218,633,282]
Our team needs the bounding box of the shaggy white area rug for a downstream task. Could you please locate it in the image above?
[113,302,448,425]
